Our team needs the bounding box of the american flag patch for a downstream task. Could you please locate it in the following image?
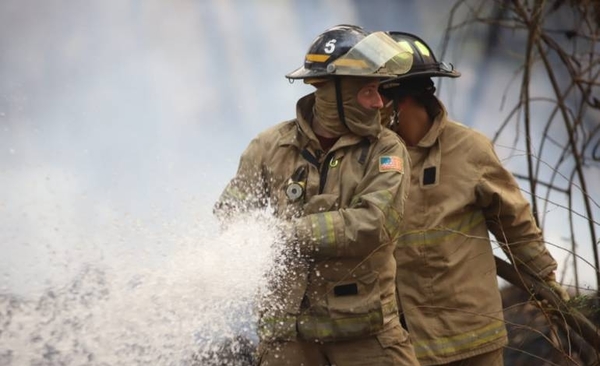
[379,156,403,173]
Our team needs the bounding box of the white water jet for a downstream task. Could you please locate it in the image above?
[0,209,282,366]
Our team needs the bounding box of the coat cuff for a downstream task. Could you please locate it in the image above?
[512,246,557,278]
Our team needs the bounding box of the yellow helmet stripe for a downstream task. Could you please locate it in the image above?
[414,41,431,56]
[306,54,330,62]
[397,40,415,54]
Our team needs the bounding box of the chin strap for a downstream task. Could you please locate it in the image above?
[389,96,401,130]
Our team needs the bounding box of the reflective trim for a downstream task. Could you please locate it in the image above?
[414,40,431,56]
[306,54,330,63]
[298,312,380,340]
[298,300,398,341]
[312,212,337,256]
[258,315,297,340]
[397,40,414,54]
[398,211,486,247]
[413,320,507,358]
[260,301,398,342]
[386,206,402,240]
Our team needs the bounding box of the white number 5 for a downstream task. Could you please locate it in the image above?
[324,39,337,54]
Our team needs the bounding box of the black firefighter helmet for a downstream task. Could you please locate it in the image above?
[387,31,460,80]
[380,31,460,96]
[378,32,461,127]
[286,25,414,81]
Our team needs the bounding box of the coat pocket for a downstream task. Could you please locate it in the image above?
[326,271,382,319]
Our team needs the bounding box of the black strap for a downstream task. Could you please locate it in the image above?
[300,148,334,194]
[319,153,334,194]
[301,148,319,168]
[358,138,371,165]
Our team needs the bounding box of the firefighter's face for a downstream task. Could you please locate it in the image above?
[356,80,384,110]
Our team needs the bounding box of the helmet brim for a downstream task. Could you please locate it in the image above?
[380,69,460,90]
[397,69,460,80]
[285,66,326,80]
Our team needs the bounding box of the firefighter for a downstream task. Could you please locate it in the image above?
[214,25,420,365]
[378,31,570,366]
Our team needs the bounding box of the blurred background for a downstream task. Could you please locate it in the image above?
[0,0,471,297]
[0,0,598,364]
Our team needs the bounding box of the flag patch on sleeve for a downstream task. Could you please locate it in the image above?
[379,156,403,173]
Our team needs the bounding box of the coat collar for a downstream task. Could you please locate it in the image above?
[414,97,449,188]
[416,96,448,148]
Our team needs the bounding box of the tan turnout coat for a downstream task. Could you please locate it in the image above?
[216,93,411,343]
[394,99,558,365]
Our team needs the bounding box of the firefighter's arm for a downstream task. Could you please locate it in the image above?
[213,138,268,222]
[294,139,409,259]
[474,138,567,298]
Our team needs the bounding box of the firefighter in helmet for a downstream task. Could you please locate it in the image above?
[378,31,570,366]
[214,25,419,365]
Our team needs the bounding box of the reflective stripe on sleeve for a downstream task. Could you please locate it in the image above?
[312,212,337,257]
[258,315,297,340]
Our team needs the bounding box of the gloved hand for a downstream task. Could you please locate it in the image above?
[544,272,570,302]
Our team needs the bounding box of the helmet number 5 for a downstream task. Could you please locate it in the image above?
[324,39,337,54]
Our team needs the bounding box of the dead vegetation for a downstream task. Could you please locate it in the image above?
[442,0,600,362]
[502,285,600,365]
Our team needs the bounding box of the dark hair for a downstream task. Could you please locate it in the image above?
[380,77,442,120]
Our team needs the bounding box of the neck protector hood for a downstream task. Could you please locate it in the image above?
[313,78,382,138]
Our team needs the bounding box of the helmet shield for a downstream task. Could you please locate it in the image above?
[328,31,414,77]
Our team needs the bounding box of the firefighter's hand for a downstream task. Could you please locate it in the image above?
[544,272,570,302]
[546,280,570,302]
